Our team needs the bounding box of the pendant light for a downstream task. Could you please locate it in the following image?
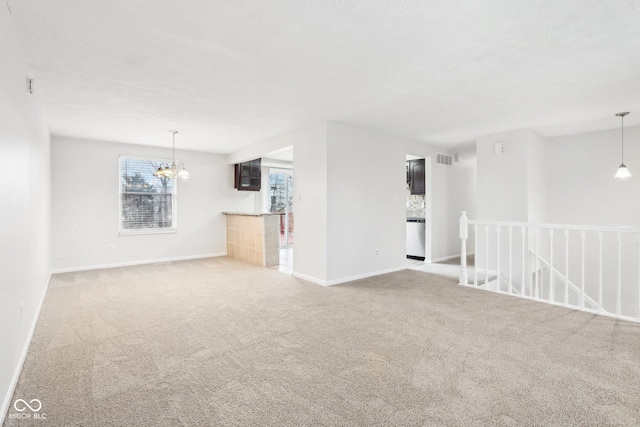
[153,130,190,179]
[615,112,631,179]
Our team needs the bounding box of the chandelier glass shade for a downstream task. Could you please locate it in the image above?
[154,131,190,180]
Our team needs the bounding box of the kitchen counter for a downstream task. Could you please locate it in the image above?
[224,213,279,266]
[222,212,278,217]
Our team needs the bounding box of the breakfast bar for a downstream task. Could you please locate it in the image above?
[223,212,280,266]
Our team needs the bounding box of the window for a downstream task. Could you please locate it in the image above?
[119,156,177,234]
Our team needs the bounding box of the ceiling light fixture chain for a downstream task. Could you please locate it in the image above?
[154,130,190,180]
[172,130,177,160]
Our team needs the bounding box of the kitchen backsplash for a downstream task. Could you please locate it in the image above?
[406,187,426,218]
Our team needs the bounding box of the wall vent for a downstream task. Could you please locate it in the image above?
[436,153,452,166]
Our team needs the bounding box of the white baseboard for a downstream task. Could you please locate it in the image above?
[50,252,227,274]
[1,273,51,422]
[293,266,407,287]
[326,266,406,286]
[430,251,474,264]
[291,272,327,286]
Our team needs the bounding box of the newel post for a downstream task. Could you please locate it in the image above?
[459,211,468,286]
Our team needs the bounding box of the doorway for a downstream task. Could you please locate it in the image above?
[406,154,431,265]
[268,168,294,273]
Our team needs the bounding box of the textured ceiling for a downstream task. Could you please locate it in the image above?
[6,0,640,153]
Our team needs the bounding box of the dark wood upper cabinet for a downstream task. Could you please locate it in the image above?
[234,158,261,191]
[407,159,425,195]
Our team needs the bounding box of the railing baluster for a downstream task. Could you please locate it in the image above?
[474,224,478,287]
[535,228,540,299]
[521,227,526,297]
[485,225,489,288]
[459,212,468,286]
[497,226,501,292]
[564,229,569,306]
[509,226,513,294]
[598,231,603,313]
[549,229,554,302]
[617,233,622,317]
[580,230,585,310]
[451,217,640,322]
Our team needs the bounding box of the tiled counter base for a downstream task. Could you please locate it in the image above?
[223,213,280,266]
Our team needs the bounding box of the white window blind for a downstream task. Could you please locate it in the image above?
[119,157,177,234]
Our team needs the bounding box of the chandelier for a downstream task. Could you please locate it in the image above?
[154,130,190,179]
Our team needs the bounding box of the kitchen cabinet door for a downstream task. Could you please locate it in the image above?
[409,159,425,195]
[234,158,262,191]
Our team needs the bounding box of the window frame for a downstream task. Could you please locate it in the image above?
[118,155,178,236]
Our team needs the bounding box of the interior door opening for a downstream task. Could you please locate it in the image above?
[405,154,431,265]
[268,168,293,273]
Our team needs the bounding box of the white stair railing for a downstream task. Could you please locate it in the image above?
[530,250,604,313]
[459,211,640,323]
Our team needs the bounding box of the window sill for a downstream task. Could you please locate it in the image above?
[119,228,177,236]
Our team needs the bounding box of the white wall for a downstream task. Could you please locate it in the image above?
[0,6,51,420]
[51,136,255,271]
[547,126,640,315]
[326,122,407,282]
[475,125,640,315]
[476,128,550,223]
[548,126,640,227]
[324,122,467,283]
[448,144,477,257]
[226,123,331,283]
[476,124,640,226]
[227,130,298,165]
[292,124,328,283]
[475,129,549,288]
[476,130,531,221]
[228,121,474,285]
[527,132,550,223]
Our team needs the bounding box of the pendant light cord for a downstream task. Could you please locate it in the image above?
[616,112,629,165]
[621,114,625,164]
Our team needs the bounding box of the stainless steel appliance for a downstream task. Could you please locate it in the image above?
[406,218,426,260]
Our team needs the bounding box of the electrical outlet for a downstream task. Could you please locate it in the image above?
[55,251,61,259]
[375,249,379,256]
[108,244,114,252]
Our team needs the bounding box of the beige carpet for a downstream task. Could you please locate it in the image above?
[438,254,475,266]
[4,257,640,426]
[409,255,487,284]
